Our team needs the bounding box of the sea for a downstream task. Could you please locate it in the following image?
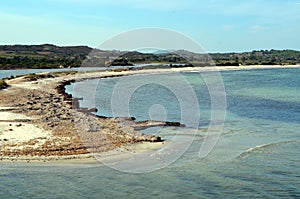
[0,68,299,198]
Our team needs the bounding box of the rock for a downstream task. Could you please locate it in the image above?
[150,136,161,142]
[164,121,183,127]
[87,107,98,112]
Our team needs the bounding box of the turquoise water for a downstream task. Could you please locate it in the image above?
[1,68,300,198]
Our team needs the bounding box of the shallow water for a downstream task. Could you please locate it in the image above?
[1,68,300,198]
[0,67,103,80]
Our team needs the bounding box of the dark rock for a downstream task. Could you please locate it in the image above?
[87,107,98,113]
[164,121,183,127]
[96,115,109,119]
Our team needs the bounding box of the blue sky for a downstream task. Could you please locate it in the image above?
[1,0,299,52]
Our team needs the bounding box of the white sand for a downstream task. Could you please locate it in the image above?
[0,109,51,150]
[69,64,300,82]
[89,141,169,164]
[0,111,29,120]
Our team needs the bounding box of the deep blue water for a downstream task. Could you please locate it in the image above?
[1,68,300,198]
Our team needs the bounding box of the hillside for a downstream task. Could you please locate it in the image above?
[0,44,299,69]
[0,44,93,69]
[176,49,300,66]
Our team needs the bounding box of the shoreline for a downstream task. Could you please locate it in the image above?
[0,64,299,164]
[0,68,180,164]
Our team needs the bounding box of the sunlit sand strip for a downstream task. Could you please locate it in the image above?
[0,109,51,152]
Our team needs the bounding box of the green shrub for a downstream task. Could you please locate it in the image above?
[24,73,55,81]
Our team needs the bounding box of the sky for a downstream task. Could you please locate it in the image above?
[0,0,300,52]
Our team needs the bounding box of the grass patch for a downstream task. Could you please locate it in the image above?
[52,71,78,76]
[24,73,55,81]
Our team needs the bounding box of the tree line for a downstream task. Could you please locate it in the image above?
[0,44,299,69]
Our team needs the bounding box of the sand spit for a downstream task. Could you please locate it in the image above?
[0,65,299,163]
[0,70,167,162]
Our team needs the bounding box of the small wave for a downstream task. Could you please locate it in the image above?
[238,139,300,159]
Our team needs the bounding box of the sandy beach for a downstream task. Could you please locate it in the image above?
[0,64,299,163]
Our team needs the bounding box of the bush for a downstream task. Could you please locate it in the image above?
[24,73,55,81]
[0,79,8,89]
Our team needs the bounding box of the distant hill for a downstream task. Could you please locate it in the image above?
[0,44,93,55]
[210,49,300,66]
[0,44,93,69]
[176,49,300,66]
[109,49,300,67]
[0,44,299,69]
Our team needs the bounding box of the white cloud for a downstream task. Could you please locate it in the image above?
[250,25,266,33]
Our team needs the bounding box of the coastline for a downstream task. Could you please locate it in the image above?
[0,64,299,163]
[0,68,177,163]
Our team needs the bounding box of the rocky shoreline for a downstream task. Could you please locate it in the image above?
[0,70,184,162]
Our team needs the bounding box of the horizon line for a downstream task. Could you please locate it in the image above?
[0,43,299,54]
